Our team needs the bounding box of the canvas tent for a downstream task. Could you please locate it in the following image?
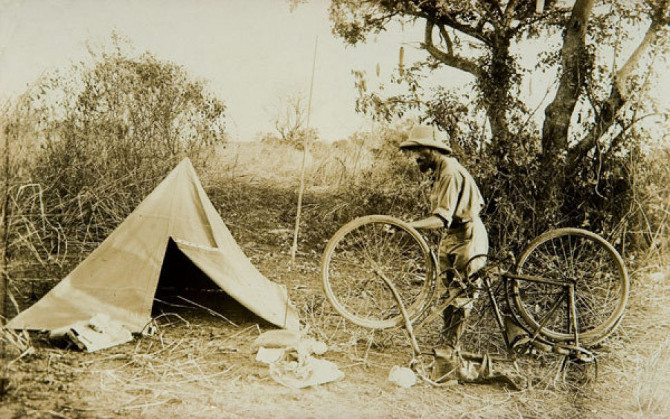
[7,158,300,333]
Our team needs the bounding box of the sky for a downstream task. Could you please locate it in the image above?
[0,0,432,142]
[0,0,668,143]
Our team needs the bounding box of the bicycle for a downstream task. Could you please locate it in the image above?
[320,215,629,382]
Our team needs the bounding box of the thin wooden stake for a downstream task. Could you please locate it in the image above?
[290,36,318,264]
[1,106,12,396]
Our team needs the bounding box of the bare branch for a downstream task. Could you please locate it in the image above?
[437,23,454,56]
[422,20,483,78]
[410,5,492,45]
[615,18,666,100]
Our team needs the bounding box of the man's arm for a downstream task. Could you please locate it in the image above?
[408,214,447,230]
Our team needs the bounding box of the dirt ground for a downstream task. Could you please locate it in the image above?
[2,244,669,418]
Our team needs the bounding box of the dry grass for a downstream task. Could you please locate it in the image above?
[204,141,376,190]
[3,244,669,418]
[600,267,670,417]
[69,319,252,415]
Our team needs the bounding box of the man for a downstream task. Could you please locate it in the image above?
[399,124,489,351]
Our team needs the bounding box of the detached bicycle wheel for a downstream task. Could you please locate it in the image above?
[511,228,629,346]
[321,215,437,329]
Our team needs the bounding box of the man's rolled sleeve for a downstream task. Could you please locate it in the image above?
[433,212,451,227]
[431,173,460,227]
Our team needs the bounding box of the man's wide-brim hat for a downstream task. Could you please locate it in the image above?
[399,125,452,154]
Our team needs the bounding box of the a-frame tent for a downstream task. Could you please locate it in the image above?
[7,158,300,332]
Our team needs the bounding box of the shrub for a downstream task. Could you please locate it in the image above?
[1,37,227,277]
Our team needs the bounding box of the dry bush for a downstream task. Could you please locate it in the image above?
[0,38,226,314]
[203,128,423,251]
[621,148,670,263]
[206,129,670,263]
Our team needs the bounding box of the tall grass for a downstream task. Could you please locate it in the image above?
[202,139,426,251]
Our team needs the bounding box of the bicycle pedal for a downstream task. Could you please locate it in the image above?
[552,345,571,355]
[510,336,531,352]
[530,340,553,353]
[573,351,595,363]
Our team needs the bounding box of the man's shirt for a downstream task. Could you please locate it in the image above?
[430,155,485,227]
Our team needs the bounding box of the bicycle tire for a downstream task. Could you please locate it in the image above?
[511,228,629,346]
[321,215,438,329]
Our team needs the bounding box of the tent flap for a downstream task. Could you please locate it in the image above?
[175,239,299,330]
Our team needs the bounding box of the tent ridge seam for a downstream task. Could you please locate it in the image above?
[172,237,219,252]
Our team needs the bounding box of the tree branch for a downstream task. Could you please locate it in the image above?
[504,0,520,23]
[477,0,504,30]
[512,9,572,35]
[411,5,493,45]
[615,18,666,99]
[568,0,669,163]
[436,23,454,56]
[422,20,483,78]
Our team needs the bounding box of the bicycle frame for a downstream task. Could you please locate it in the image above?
[395,248,596,363]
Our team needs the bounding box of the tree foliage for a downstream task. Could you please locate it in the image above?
[329,0,670,248]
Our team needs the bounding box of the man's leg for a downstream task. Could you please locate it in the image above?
[439,229,469,349]
[440,266,471,349]
[441,219,488,348]
[431,265,468,382]
[442,302,468,349]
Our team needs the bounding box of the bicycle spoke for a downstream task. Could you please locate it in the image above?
[512,228,628,345]
[322,216,436,329]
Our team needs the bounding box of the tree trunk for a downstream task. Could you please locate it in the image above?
[541,0,595,163]
[482,34,514,159]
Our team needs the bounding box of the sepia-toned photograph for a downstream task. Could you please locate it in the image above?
[1,0,669,417]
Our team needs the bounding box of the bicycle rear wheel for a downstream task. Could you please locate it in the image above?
[321,215,437,329]
[511,228,629,346]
